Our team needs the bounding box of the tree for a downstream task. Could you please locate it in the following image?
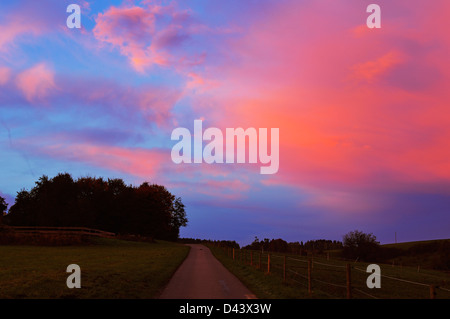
[0,195,8,224]
[169,197,188,240]
[342,230,380,261]
[269,238,289,253]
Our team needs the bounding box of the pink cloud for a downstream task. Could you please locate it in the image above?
[0,1,67,56]
[93,3,201,72]
[0,67,11,85]
[15,63,56,102]
[28,141,167,179]
[0,19,41,52]
[185,72,219,93]
[93,6,161,72]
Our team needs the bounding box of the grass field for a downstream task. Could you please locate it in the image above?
[210,245,328,299]
[381,239,450,270]
[0,238,190,299]
[210,244,450,299]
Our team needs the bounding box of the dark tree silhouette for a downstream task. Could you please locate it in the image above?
[342,230,380,261]
[0,195,8,224]
[4,173,188,240]
[244,237,342,255]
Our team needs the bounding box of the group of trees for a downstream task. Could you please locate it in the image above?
[3,173,188,241]
[179,238,240,249]
[241,231,382,262]
[244,237,344,255]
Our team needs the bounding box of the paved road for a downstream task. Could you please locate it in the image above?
[159,244,256,299]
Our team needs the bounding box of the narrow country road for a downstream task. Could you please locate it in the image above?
[159,244,256,299]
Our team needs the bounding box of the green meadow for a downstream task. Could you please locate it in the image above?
[0,238,189,299]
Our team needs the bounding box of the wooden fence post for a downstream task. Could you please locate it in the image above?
[233,248,235,260]
[283,255,286,283]
[430,285,436,299]
[346,264,352,299]
[267,253,271,274]
[259,252,262,270]
[308,258,312,295]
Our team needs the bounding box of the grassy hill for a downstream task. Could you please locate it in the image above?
[380,239,450,271]
[383,239,450,250]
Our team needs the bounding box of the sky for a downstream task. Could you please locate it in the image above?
[0,0,449,246]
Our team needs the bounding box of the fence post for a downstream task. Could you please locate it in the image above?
[308,258,312,295]
[283,255,286,283]
[259,252,262,270]
[430,285,436,299]
[267,253,271,274]
[346,264,352,299]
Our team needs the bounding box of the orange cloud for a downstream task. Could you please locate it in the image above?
[351,51,406,83]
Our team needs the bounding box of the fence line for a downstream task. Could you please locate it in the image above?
[313,260,346,268]
[312,277,347,289]
[354,266,430,287]
[287,257,308,263]
[354,288,378,299]
[6,226,115,238]
[217,246,450,299]
[288,268,308,280]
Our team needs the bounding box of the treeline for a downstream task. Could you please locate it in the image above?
[243,237,343,255]
[179,238,240,249]
[178,237,344,254]
[4,173,187,241]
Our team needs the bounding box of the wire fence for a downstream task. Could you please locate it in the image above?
[6,226,116,238]
[217,246,450,299]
